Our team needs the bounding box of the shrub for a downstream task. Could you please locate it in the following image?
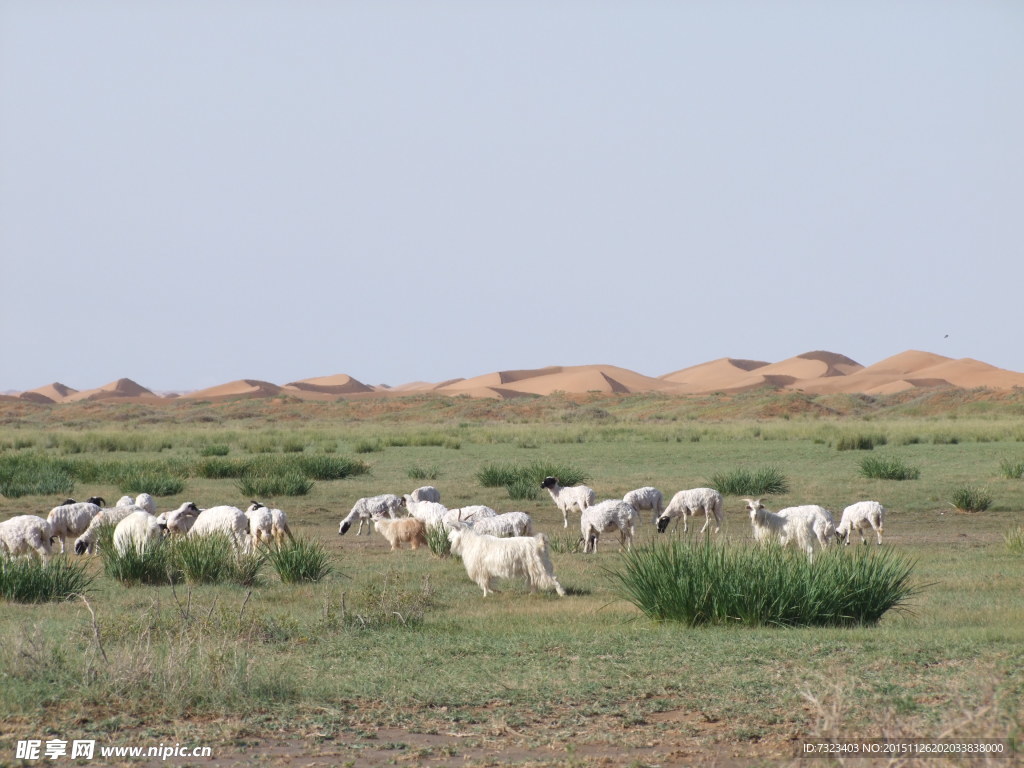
[999,459,1024,480]
[950,486,992,514]
[193,457,252,479]
[506,478,540,501]
[707,466,789,496]
[0,557,94,603]
[262,537,332,583]
[858,456,920,481]
[609,538,918,627]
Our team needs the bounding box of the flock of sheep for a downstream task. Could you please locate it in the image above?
[0,476,886,599]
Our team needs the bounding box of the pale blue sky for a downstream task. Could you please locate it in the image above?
[2,1,1022,392]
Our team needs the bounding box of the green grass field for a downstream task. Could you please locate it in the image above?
[0,392,1022,766]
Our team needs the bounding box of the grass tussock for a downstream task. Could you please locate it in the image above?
[476,461,589,498]
[859,455,921,481]
[950,485,993,514]
[0,452,75,498]
[261,537,332,583]
[835,433,886,451]
[707,466,789,496]
[424,523,451,559]
[610,538,919,627]
[0,557,94,603]
[998,458,1024,479]
[101,532,264,587]
[1005,526,1024,554]
[236,470,313,498]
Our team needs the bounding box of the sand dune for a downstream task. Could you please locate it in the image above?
[9,351,1024,403]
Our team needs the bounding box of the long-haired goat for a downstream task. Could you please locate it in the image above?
[744,498,820,560]
[447,526,566,597]
[373,515,428,551]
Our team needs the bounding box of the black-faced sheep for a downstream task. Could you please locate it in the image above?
[657,488,724,534]
[541,476,596,529]
[46,497,105,553]
[338,494,404,535]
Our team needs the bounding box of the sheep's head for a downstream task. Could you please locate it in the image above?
[744,498,767,524]
[247,500,266,512]
[540,476,560,490]
[86,496,106,507]
[656,515,671,534]
[447,527,464,553]
[59,498,77,506]
[74,539,88,556]
[339,519,351,535]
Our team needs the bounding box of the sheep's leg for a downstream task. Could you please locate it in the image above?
[682,513,689,534]
[562,507,569,529]
[699,510,711,534]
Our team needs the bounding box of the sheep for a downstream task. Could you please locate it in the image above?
[188,505,252,552]
[404,486,441,504]
[112,511,166,556]
[744,498,820,560]
[623,486,664,524]
[161,502,202,536]
[372,514,428,551]
[657,488,724,534]
[338,494,404,535]
[541,476,596,528]
[74,504,141,555]
[245,503,274,544]
[580,499,639,554]
[835,501,886,546]
[46,497,105,553]
[777,505,837,548]
[0,515,54,562]
[133,493,157,515]
[404,500,450,528]
[246,501,294,544]
[464,511,533,538]
[442,504,497,529]
[115,495,136,508]
[447,526,566,597]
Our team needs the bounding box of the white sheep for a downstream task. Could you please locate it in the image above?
[836,501,886,546]
[580,499,639,554]
[161,502,202,536]
[338,494,404,535]
[744,498,820,560]
[447,526,566,597]
[442,505,497,529]
[133,493,157,515]
[245,504,274,544]
[246,501,294,544]
[74,504,141,555]
[404,500,450,528]
[115,495,136,508]
[777,505,837,548]
[404,486,441,504]
[623,486,664,524]
[372,514,428,551]
[541,476,596,529]
[657,487,724,534]
[464,511,533,538]
[0,515,54,562]
[113,511,166,556]
[188,505,252,552]
[46,497,105,553]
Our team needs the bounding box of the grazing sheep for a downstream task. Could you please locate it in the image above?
[372,514,428,551]
[245,503,274,544]
[116,495,137,508]
[74,504,141,555]
[744,498,820,560]
[541,476,596,529]
[777,505,837,548]
[161,502,202,536]
[188,505,252,552]
[448,526,566,597]
[464,511,533,538]
[405,500,450,528]
[0,515,54,562]
[836,501,886,546]
[246,501,294,544]
[133,493,157,515]
[338,494,404,535]
[113,511,166,556]
[46,498,105,553]
[404,486,441,504]
[623,486,664,524]
[580,499,639,554]
[442,505,497,529]
[657,488,724,534]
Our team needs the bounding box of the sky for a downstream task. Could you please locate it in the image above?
[2,1,1022,393]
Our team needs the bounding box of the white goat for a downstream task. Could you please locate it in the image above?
[0,515,54,562]
[541,476,596,529]
[46,497,104,553]
[372,514,428,551]
[188,505,252,552]
[113,511,166,556]
[448,526,566,597]
[404,486,441,504]
[465,511,533,538]
[657,488,724,534]
[405,500,450,528]
[338,494,404,535]
[623,486,664,523]
[74,504,140,555]
[836,501,886,546]
[580,499,639,554]
[777,505,837,548]
[744,498,820,560]
[442,505,497,529]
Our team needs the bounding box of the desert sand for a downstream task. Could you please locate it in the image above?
[11,350,1024,403]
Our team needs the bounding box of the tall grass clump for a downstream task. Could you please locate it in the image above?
[950,486,992,514]
[200,444,230,457]
[407,464,441,481]
[0,557,94,603]
[835,434,886,451]
[101,538,180,586]
[1005,526,1024,554]
[175,534,263,586]
[707,466,789,496]
[292,455,370,481]
[0,453,75,498]
[262,537,332,583]
[999,458,1024,479]
[424,523,451,558]
[114,466,185,496]
[476,461,589,492]
[193,457,252,479]
[610,539,918,627]
[236,470,313,497]
[858,456,921,481]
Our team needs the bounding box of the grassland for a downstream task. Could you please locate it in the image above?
[0,390,1022,767]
